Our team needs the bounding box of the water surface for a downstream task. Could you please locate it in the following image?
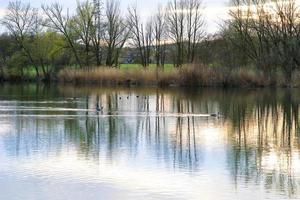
[0,84,299,200]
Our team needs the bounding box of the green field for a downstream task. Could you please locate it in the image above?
[17,64,175,78]
[120,64,174,71]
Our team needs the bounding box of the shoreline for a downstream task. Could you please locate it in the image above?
[1,65,299,88]
[0,78,295,89]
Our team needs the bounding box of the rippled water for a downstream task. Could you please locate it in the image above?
[0,84,299,200]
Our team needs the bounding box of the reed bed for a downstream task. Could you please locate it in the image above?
[55,64,299,87]
[58,67,178,86]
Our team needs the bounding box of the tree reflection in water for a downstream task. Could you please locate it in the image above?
[224,90,300,198]
[0,84,300,198]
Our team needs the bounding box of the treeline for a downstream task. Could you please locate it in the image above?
[225,0,300,84]
[0,0,205,80]
[200,0,300,86]
[1,0,300,86]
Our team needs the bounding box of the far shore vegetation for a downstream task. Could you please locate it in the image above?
[1,0,300,87]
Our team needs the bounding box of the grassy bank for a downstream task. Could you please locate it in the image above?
[57,64,297,87]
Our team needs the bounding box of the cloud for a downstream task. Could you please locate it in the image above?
[0,8,6,17]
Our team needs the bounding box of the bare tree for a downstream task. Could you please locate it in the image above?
[166,0,185,67]
[91,0,104,66]
[127,5,153,67]
[71,0,95,67]
[166,0,205,67]
[105,0,129,67]
[186,0,205,63]
[2,1,40,77]
[270,0,300,83]
[42,3,82,68]
[153,6,167,68]
[227,0,259,65]
[144,20,154,66]
[228,0,300,84]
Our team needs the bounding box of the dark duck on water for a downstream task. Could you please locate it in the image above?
[211,112,221,117]
[96,103,103,112]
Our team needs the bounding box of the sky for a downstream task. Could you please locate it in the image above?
[0,0,230,33]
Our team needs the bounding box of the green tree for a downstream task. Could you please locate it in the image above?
[2,1,40,77]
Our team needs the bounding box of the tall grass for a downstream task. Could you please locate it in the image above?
[3,64,296,87]
[58,64,290,87]
[58,67,178,86]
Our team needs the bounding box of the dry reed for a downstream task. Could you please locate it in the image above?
[57,65,297,87]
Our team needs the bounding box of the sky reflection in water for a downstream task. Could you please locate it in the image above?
[0,84,299,200]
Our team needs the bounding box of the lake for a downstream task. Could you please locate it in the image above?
[0,84,299,200]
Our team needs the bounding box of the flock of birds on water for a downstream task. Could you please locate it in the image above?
[96,95,143,112]
[95,95,221,118]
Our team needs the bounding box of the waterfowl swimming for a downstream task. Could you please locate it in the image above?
[211,112,220,117]
[67,97,77,102]
[96,104,103,112]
